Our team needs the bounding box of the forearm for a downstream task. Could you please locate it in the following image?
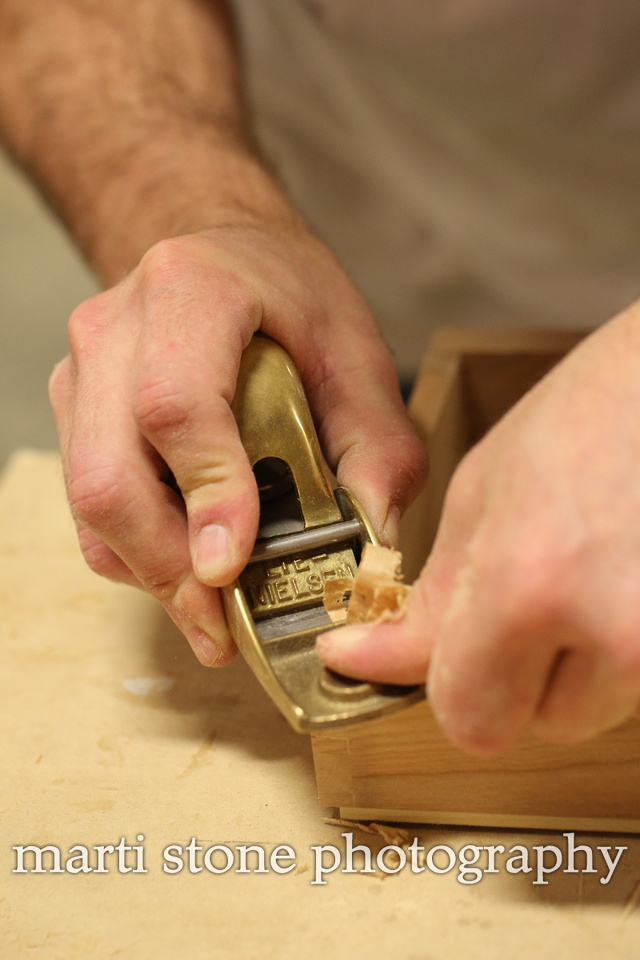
[0,0,296,283]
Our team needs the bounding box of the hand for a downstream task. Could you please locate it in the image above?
[50,221,427,666]
[317,303,640,753]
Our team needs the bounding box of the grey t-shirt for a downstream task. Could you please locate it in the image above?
[233,0,640,375]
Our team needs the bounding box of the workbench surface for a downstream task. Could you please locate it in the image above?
[2,450,640,959]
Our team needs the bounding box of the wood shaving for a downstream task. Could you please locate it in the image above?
[323,543,411,626]
[324,817,410,847]
[322,577,353,624]
[324,817,423,877]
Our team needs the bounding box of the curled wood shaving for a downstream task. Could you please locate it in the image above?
[324,817,410,847]
[323,542,411,625]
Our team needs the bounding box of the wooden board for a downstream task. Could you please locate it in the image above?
[5,449,640,957]
[311,327,640,833]
[313,701,640,833]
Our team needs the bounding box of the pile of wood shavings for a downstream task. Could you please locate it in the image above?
[323,542,411,625]
[324,817,426,876]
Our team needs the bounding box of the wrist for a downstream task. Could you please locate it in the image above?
[0,0,302,285]
[57,121,302,285]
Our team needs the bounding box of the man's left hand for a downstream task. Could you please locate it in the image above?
[318,302,640,754]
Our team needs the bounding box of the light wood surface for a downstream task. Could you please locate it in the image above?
[3,449,640,959]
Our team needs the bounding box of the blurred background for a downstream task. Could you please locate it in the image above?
[0,151,99,470]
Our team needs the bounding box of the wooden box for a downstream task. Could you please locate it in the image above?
[311,328,640,832]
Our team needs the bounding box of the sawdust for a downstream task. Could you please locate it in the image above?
[323,543,411,626]
[324,816,411,847]
[324,816,425,878]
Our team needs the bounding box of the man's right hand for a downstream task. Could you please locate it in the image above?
[49,221,427,666]
[1,0,425,665]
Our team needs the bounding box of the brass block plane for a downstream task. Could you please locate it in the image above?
[221,334,424,732]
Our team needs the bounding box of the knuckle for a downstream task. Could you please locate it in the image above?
[139,238,186,283]
[139,575,179,604]
[67,463,135,532]
[179,452,249,500]
[133,376,196,436]
[486,540,569,637]
[67,294,108,354]
[77,530,124,581]
[432,695,513,756]
[139,570,195,609]
[138,236,209,290]
[138,236,262,324]
[48,356,73,409]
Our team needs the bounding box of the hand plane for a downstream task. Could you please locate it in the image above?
[222,333,424,732]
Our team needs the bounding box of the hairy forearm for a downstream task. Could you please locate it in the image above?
[0,0,295,283]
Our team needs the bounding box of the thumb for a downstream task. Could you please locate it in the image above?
[315,504,467,684]
[315,571,437,685]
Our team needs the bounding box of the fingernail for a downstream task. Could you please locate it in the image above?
[185,626,222,667]
[382,505,401,548]
[194,523,232,583]
[316,624,374,657]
